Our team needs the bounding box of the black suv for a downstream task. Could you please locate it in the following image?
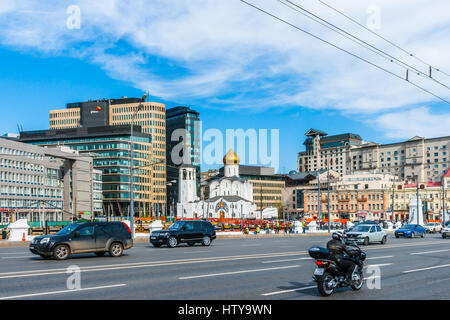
[150,220,216,248]
[29,222,133,260]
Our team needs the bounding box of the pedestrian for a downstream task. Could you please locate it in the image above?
[302,220,306,234]
[256,225,260,235]
[276,220,280,234]
[265,223,270,234]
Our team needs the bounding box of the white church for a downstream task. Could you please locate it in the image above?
[177,149,257,219]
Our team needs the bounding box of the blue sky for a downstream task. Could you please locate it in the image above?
[0,1,449,173]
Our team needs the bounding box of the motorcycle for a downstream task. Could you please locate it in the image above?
[308,240,366,296]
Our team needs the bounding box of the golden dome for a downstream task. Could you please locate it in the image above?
[223,149,240,165]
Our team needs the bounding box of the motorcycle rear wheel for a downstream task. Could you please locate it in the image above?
[317,272,335,297]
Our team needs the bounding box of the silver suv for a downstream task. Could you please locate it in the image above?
[344,224,387,245]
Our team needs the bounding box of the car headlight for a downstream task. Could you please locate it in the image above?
[40,237,50,244]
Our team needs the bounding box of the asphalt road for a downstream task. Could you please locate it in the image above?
[0,234,449,300]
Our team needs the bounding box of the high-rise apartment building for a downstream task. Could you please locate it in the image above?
[298,129,450,183]
[48,97,167,214]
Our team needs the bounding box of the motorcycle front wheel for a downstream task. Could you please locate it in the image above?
[317,272,335,297]
[351,271,364,291]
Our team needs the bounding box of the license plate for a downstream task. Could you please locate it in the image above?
[314,268,324,276]
[398,232,403,235]
[151,237,156,239]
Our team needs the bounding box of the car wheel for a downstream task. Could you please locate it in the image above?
[381,236,387,244]
[201,236,211,246]
[395,234,399,238]
[53,244,70,260]
[363,237,369,246]
[187,242,195,246]
[443,233,447,239]
[167,236,178,248]
[109,242,123,257]
[411,232,415,238]
[421,232,425,238]
[95,252,106,257]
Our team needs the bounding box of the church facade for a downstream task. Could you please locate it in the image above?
[177,149,257,219]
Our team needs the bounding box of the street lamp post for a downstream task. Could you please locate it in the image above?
[443,179,446,226]
[130,94,147,238]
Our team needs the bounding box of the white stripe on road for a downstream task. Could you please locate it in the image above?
[366,256,394,260]
[262,285,316,296]
[0,251,307,280]
[1,256,32,259]
[0,284,126,300]
[403,264,450,274]
[262,276,382,296]
[365,263,393,268]
[410,249,450,255]
[261,258,310,263]
[179,265,300,280]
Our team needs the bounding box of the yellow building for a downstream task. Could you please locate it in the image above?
[49,97,167,215]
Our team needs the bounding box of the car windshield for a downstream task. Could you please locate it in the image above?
[57,224,79,235]
[168,221,184,230]
[402,224,416,229]
[425,223,433,226]
[352,225,371,232]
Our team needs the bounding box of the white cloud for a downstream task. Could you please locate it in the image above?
[369,107,450,139]
[0,0,449,137]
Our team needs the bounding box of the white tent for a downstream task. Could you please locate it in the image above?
[149,220,164,233]
[7,219,30,241]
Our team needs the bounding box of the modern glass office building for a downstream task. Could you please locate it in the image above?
[20,125,153,217]
[166,107,201,215]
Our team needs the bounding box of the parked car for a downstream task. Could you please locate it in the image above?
[394,224,426,238]
[344,223,387,245]
[442,225,450,239]
[150,220,216,248]
[29,222,133,260]
[424,223,442,233]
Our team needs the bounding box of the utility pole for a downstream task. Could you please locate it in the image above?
[327,166,330,233]
[391,180,395,223]
[443,179,446,226]
[416,178,420,225]
[318,171,321,222]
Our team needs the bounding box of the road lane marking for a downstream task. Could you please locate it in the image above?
[403,264,450,273]
[0,284,126,300]
[0,252,29,255]
[366,256,393,260]
[1,256,32,259]
[179,265,300,280]
[0,251,308,279]
[410,249,450,255]
[262,258,311,263]
[365,263,393,268]
[262,285,316,296]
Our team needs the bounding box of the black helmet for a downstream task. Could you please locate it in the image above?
[332,231,343,241]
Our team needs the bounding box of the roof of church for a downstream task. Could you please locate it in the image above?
[204,195,252,203]
[223,148,240,164]
[209,175,247,184]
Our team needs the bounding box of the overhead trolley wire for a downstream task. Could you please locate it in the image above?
[239,0,450,105]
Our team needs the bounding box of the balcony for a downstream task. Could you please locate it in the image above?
[357,197,368,202]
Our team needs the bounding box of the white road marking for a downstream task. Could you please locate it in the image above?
[403,264,450,274]
[364,263,393,268]
[262,258,310,263]
[0,284,126,300]
[262,285,316,296]
[179,265,300,280]
[410,249,450,255]
[0,252,29,255]
[366,256,394,260]
[0,251,307,279]
[1,256,32,259]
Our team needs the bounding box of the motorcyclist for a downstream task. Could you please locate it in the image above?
[326,231,357,284]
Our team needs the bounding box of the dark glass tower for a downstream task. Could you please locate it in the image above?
[165,107,201,216]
